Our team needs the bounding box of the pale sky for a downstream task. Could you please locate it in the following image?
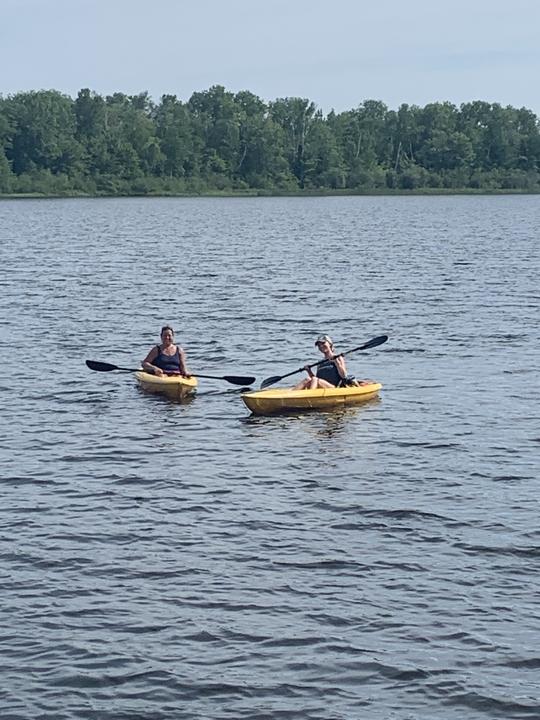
[1,0,539,116]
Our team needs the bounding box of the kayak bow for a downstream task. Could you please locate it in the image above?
[135,371,198,400]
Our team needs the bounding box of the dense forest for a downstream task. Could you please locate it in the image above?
[1,86,539,195]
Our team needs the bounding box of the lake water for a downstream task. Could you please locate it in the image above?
[0,195,539,719]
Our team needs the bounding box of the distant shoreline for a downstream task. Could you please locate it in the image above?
[1,188,539,200]
[3,89,539,199]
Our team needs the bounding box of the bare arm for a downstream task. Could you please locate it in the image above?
[333,354,348,379]
[178,347,190,377]
[142,347,163,375]
[303,364,315,378]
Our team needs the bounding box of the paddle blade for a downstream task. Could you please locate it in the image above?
[260,375,282,389]
[360,334,388,351]
[86,360,118,372]
[223,375,256,386]
[86,360,138,372]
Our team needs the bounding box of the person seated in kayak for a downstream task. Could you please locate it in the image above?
[292,335,366,390]
[142,325,191,377]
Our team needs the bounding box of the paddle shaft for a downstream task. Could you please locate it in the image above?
[85,360,255,386]
[270,353,348,383]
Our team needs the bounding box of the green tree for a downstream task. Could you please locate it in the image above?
[0,150,12,192]
[269,97,317,187]
[515,107,540,171]
[303,112,346,188]
[91,92,161,180]
[231,91,293,188]
[154,94,198,178]
[74,88,109,175]
[5,90,82,175]
[0,99,14,191]
[188,85,241,184]
[389,103,422,172]
[331,100,390,186]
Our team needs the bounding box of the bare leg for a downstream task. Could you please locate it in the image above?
[292,377,336,390]
[292,377,312,390]
[315,378,334,389]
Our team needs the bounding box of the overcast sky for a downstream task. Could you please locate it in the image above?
[2,0,539,115]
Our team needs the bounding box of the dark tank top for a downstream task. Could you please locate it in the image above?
[316,359,341,386]
[153,345,181,373]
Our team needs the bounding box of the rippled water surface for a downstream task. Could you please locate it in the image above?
[1,195,539,719]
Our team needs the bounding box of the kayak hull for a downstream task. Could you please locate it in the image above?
[241,382,382,415]
[135,371,198,400]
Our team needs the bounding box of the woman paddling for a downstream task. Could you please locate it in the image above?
[293,334,367,390]
[142,325,191,377]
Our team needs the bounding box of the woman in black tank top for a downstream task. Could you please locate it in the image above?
[142,325,191,377]
[292,335,350,390]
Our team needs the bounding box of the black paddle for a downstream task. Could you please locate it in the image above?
[85,360,255,386]
[259,334,388,389]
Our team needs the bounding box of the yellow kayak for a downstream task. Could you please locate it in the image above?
[241,382,382,415]
[134,371,198,400]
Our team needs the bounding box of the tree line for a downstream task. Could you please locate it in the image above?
[1,86,539,195]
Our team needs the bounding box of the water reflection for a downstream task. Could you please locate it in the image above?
[135,385,197,406]
[312,399,382,438]
[240,397,383,451]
